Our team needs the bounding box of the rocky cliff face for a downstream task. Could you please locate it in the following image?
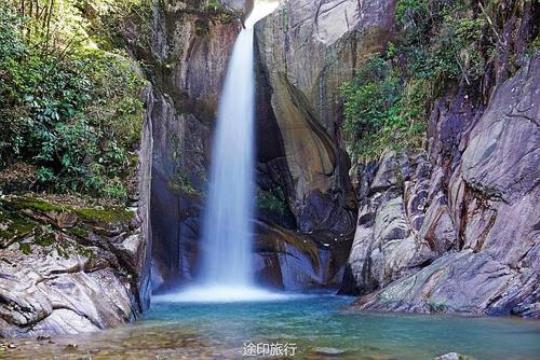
[123,0,358,291]
[251,0,540,316]
[252,0,397,287]
[345,55,540,317]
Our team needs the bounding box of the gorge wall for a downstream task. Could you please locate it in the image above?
[346,53,540,317]
[252,0,399,289]
[138,0,539,312]
[1,0,539,339]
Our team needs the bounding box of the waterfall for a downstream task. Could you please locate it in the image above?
[199,10,259,288]
[154,1,282,303]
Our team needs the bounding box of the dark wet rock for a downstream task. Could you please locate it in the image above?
[254,220,350,290]
[345,55,540,318]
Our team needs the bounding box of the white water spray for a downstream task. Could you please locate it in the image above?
[154,1,282,303]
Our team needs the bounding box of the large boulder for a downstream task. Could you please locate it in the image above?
[0,196,149,336]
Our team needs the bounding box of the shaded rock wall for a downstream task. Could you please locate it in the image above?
[252,0,398,286]
[344,55,540,318]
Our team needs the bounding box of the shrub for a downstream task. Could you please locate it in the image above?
[341,0,518,159]
[341,55,428,158]
[257,188,288,216]
[0,3,145,202]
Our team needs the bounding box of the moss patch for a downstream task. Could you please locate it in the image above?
[4,196,134,224]
[74,207,134,223]
[9,197,68,213]
[19,242,32,255]
[0,210,37,243]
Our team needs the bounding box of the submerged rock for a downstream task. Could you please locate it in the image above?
[312,347,347,356]
[435,353,475,360]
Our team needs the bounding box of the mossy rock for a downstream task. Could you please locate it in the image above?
[74,207,134,224]
[34,232,55,247]
[4,195,134,225]
[7,197,68,213]
[0,209,37,246]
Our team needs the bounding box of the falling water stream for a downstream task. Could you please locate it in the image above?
[154,1,281,303]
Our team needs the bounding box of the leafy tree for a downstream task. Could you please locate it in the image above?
[0,2,146,202]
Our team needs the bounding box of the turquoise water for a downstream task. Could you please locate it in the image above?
[145,294,540,359]
[5,294,540,359]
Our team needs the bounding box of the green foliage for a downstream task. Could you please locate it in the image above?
[341,0,521,158]
[395,0,490,85]
[0,3,145,202]
[341,55,428,158]
[257,188,288,216]
[168,171,198,196]
[89,0,153,51]
[203,0,222,12]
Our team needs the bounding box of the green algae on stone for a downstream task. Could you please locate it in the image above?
[8,197,68,213]
[0,210,37,245]
[74,207,134,224]
[19,242,32,255]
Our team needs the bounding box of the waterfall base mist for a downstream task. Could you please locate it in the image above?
[152,286,295,303]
